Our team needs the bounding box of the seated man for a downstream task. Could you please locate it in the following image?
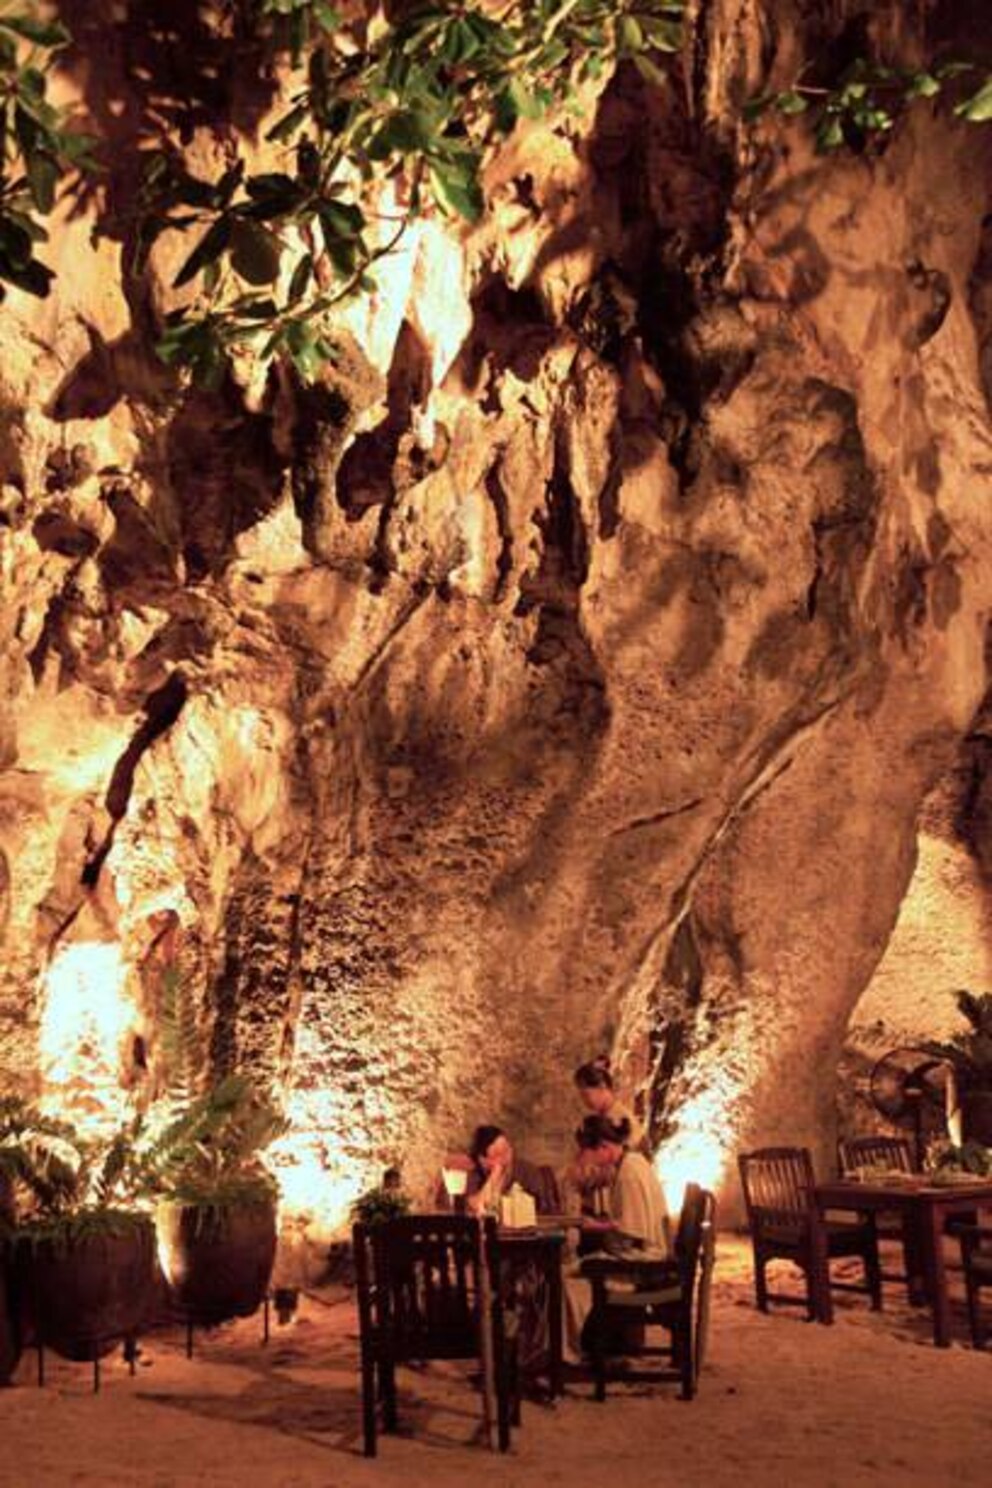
[464,1124,561,1216]
[563,1112,670,1362]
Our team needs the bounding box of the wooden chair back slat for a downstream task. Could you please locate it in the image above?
[738,1147,815,1235]
[838,1135,914,1175]
[354,1213,516,1456]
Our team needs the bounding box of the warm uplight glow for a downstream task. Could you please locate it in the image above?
[268,1016,386,1234]
[655,1080,744,1212]
[39,941,138,1136]
[269,1139,365,1234]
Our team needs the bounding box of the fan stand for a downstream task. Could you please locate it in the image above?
[903,1059,949,1169]
[903,1091,926,1171]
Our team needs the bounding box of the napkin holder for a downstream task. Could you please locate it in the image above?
[500,1184,536,1229]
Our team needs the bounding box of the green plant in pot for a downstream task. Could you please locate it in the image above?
[1,1099,155,1366]
[350,1168,412,1228]
[921,990,992,1145]
[140,1074,287,1327]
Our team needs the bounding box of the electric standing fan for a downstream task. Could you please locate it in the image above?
[868,1047,951,1169]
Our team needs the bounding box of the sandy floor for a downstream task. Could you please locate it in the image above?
[0,1235,989,1488]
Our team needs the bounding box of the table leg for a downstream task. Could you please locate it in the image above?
[546,1249,564,1398]
[901,1211,927,1307]
[809,1208,833,1325]
[921,1200,951,1348]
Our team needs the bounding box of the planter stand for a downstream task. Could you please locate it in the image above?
[34,1331,140,1394]
[178,1291,272,1358]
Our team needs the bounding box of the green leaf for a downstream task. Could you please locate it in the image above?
[776,90,809,116]
[507,77,542,120]
[56,129,101,170]
[935,61,974,82]
[266,101,309,143]
[287,252,312,303]
[26,149,59,212]
[640,17,683,52]
[229,218,282,285]
[13,100,37,157]
[0,246,54,297]
[816,116,845,151]
[284,319,325,381]
[233,296,279,320]
[429,161,483,222]
[0,211,35,268]
[313,1,341,31]
[173,216,231,288]
[316,200,365,277]
[242,171,303,220]
[368,108,435,160]
[907,71,940,99]
[955,77,992,123]
[0,15,69,46]
[214,162,244,206]
[633,53,669,89]
[440,16,482,66]
[617,16,645,54]
[317,198,364,238]
[4,206,46,243]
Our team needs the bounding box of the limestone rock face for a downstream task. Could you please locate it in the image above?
[1,1,991,1227]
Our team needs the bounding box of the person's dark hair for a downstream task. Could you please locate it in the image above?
[574,1054,614,1090]
[469,1124,505,1163]
[575,1112,631,1149]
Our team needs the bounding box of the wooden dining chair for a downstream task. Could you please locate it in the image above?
[957,1223,992,1349]
[353,1213,519,1457]
[838,1133,922,1300]
[838,1134,915,1175]
[738,1147,882,1319]
[581,1183,716,1401]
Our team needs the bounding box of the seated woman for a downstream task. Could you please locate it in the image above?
[574,1056,647,1152]
[575,1113,668,1249]
[562,1113,670,1363]
[465,1125,561,1216]
[567,1059,648,1224]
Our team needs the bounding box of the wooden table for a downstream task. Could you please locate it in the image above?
[812,1177,992,1346]
[498,1225,567,1397]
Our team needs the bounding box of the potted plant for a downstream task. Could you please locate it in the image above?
[922,990,992,1145]
[1,1101,155,1365]
[350,1169,412,1228]
[926,1137,992,1180]
[140,1074,286,1327]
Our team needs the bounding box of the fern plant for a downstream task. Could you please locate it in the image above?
[137,1073,287,1208]
[0,1098,148,1244]
[157,961,204,1104]
[921,990,992,1094]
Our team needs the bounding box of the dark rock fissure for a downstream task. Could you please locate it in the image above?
[484,460,514,602]
[80,671,189,886]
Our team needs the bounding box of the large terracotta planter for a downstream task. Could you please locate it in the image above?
[961,1090,992,1146]
[155,1196,277,1325]
[13,1214,156,1361]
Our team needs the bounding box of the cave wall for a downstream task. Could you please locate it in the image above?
[1,0,991,1225]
